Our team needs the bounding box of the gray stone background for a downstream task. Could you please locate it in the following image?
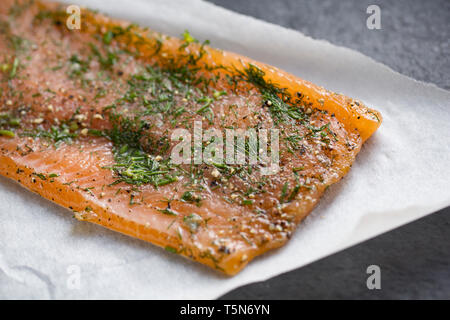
[202,0,450,299]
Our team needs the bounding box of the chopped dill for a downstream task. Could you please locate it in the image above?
[235,64,306,123]
[0,129,15,138]
[103,111,178,187]
[164,246,178,254]
[21,123,78,148]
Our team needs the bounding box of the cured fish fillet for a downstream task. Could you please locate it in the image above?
[0,0,381,275]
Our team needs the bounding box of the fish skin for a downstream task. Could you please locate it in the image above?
[0,0,381,275]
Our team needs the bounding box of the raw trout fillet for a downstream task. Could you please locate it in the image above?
[0,0,381,275]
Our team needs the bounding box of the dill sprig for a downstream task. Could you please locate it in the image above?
[110,145,177,187]
[105,111,177,187]
[21,123,78,148]
[235,64,306,123]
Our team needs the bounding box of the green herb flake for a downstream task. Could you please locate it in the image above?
[0,130,15,138]
[182,30,197,45]
[158,207,178,216]
[164,245,178,254]
[10,57,19,78]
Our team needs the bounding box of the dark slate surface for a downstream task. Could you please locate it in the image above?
[202,0,450,299]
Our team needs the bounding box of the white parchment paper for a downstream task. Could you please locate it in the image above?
[1,0,449,299]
